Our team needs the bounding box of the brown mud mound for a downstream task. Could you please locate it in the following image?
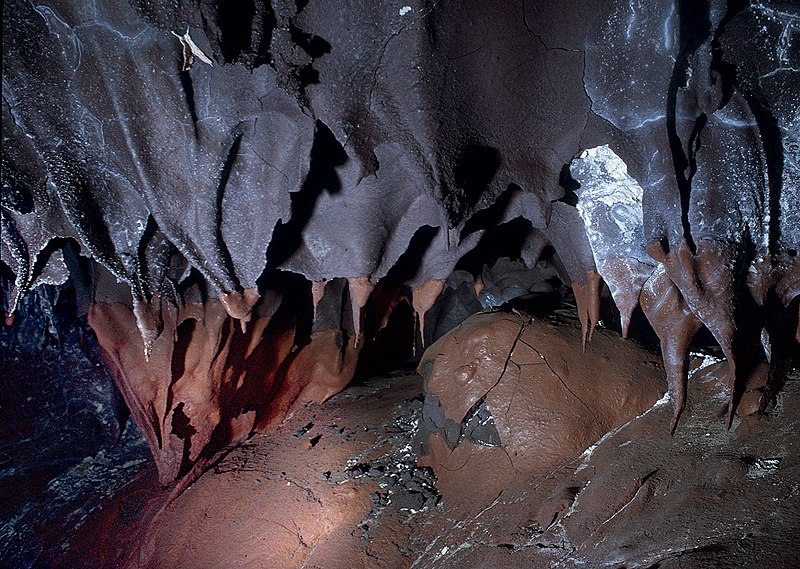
[412,314,800,568]
[417,311,666,506]
[54,314,798,569]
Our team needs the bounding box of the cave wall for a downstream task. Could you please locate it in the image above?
[2,0,798,482]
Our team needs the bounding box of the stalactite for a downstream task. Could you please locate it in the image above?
[571,271,602,350]
[311,280,328,322]
[639,267,703,434]
[1,0,797,483]
[412,278,446,350]
[347,276,375,347]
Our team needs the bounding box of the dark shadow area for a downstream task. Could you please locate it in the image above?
[287,23,331,92]
[179,71,199,136]
[460,183,521,241]
[667,0,712,253]
[505,287,567,319]
[289,24,332,58]
[60,239,94,316]
[171,402,198,479]
[175,267,210,305]
[267,121,348,267]
[215,130,245,291]
[170,319,196,394]
[218,0,255,63]
[710,0,785,258]
[55,173,129,282]
[134,215,168,299]
[739,95,784,257]
[0,284,148,565]
[254,2,277,67]
[455,216,532,276]
[0,166,34,214]
[383,225,440,285]
[761,295,800,410]
[558,163,580,206]
[453,144,502,218]
[354,298,416,382]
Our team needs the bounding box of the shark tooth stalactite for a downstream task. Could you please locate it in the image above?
[571,145,658,339]
[757,263,800,415]
[132,296,163,362]
[596,258,653,339]
[347,276,375,347]
[639,266,704,434]
[571,271,602,350]
[219,288,261,333]
[0,209,32,315]
[412,278,446,351]
[658,241,742,428]
[89,300,180,483]
[89,284,305,484]
[311,280,328,323]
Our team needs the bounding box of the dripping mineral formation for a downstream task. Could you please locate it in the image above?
[1,1,798,564]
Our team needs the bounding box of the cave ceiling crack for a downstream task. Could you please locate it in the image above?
[519,2,593,155]
[343,27,403,151]
[343,2,440,150]
[244,127,292,184]
[521,0,582,54]
[447,43,486,61]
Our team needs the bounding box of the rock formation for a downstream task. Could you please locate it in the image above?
[2,0,798,483]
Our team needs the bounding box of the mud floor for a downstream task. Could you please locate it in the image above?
[3,312,799,569]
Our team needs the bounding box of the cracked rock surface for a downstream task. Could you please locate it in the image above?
[414,311,800,568]
[418,310,666,505]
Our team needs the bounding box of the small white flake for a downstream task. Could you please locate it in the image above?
[171,28,214,70]
[400,6,412,16]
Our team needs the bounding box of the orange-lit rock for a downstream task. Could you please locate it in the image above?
[419,311,666,505]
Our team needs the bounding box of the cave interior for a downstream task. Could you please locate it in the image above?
[1,0,799,567]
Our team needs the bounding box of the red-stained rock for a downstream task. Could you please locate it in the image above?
[596,257,654,338]
[288,329,362,410]
[87,279,408,483]
[418,311,666,506]
[571,270,602,349]
[89,298,296,483]
[218,288,261,330]
[412,278,446,349]
[639,266,704,433]
[53,339,800,569]
[347,277,376,346]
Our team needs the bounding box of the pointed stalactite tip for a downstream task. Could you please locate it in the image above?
[348,276,376,347]
[311,280,328,323]
[133,296,164,361]
[219,288,260,331]
[412,278,446,352]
